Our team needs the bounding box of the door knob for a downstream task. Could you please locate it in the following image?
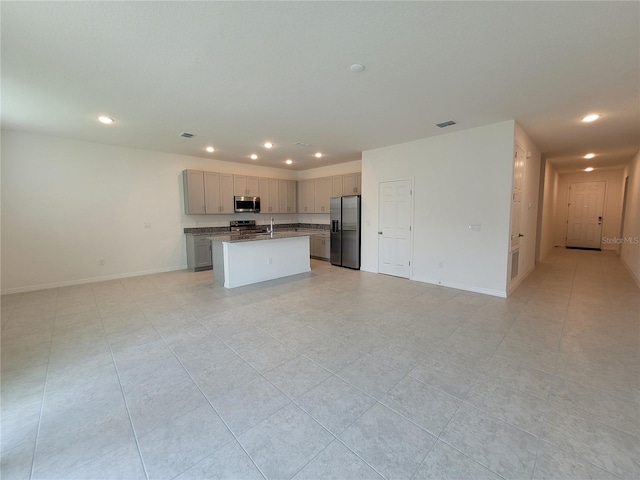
[518,233,525,237]
[378,231,383,235]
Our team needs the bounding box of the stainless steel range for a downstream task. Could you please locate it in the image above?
[229,220,267,238]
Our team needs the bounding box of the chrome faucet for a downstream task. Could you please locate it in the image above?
[268,217,274,237]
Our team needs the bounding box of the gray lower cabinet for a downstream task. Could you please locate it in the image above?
[310,234,330,261]
[186,235,212,271]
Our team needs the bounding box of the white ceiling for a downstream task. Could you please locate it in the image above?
[2,1,638,172]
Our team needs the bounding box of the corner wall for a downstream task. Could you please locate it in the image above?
[361,121,515,297]
[510,122,542,291]
[621,150,640,285]
[538,160,559,261]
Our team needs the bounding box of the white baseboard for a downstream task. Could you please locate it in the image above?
[410,275,507,298]
[1,265,188,295]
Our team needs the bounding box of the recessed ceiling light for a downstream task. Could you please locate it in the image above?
[98,116,114,124]
[264,142,273,149]
[350,64,365,73]
[250,154,258,160]
[582,114,600,123]
[584,167,594,172]
[205,146,215,153]
[584,153,595,159]
[285,159,293,165]
[314,152,323,158]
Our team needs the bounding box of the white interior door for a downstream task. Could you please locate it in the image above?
[510,145,525,252]
[378,180,412,278]
[566,181,606,249]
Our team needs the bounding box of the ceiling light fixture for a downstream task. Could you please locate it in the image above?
[98,116,114,124]
[285,159,293,165]
[250,154,258,160]
[584,167,594,172]
[264,142,273,149]
[582,114,600,123]
[314,152,323,158]
[584,153,595,159]
[350,64,365,73]
[205,146,215,153]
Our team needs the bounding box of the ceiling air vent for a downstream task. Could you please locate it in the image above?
[180,132,195,138]
[436,120,456,128]
[294,142,311,147]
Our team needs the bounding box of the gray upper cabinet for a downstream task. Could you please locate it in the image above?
[298,179,315,213]
[184,170,360,215]
[204,172,234,214]
[303,173,360,215]
[259,177,279,213]
[278,179,296,213]
[332,175,343,198]
[220,173,235,213]
[183,170,233,215]
[183,170,207,214]
[314,177,332,213]
[234,175,259,196]
[343,173,361,195]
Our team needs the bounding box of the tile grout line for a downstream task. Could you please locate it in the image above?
[97,307,151,480]
[529,252,578,480]
[27,299,58,480]
[146,314,271,480]
[196,312,391,479]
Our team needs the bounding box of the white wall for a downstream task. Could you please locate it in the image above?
[553,168,625,251]
[361,121,516,297]
[510,122,542,291]
[0,130,301,293]
[621,150,640,286]
[538,160,559,261]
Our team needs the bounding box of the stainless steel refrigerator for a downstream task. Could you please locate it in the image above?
[330,195,361,269]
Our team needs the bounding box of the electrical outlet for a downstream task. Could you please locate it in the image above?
[268,257,273,265]
[99,259,105,266]
[144,221,151,228]
[438,261,444,269]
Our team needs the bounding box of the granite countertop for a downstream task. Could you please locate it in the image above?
[185,223,329,236]
[208,231,313,243]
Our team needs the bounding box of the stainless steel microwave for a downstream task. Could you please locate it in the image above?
[234,196,260,213]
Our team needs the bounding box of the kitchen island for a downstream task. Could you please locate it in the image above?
[208,232,311,288]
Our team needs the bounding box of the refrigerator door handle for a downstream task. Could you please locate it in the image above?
[332,220,340,233]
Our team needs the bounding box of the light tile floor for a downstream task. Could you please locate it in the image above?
[1,249,639,479]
